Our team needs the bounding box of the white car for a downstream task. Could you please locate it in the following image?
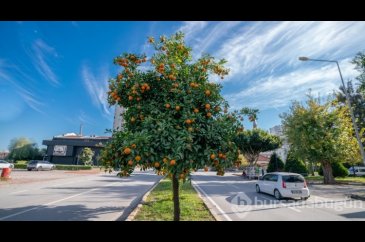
[0,160,14,169]
[27,160,55,171]
[348,166,365,176]
[256,172,310,200]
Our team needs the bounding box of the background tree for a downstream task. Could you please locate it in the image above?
[234,129,281,174]
[284,149,308,175]
[8,137,43,161]
[352,51,365,91]
[267,153,284,172]
[79,147,94,166]
[240,107,259,129]
[100,32,239,221]
[335,51,365,151]
[336,82,365,146]
[281,94,360,184]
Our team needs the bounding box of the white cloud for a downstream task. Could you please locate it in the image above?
[31,39,59,86]
[176,21,365,114]
[0,61,45,114]
[81,64,111,117]
[225,59,359,110]
[178,21,208,41]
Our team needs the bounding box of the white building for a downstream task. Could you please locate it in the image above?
[269,125,290,161]
[113,105,125,131]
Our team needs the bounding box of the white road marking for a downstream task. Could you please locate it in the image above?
[286,206,302,213]
[10,190,28,194]
[192,180,232,221]
[0,181,120,221]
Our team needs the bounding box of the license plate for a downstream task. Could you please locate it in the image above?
[291,190,302,194]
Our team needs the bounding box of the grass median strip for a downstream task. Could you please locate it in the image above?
[134,179,215,221]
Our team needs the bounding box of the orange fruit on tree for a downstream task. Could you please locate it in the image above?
[206,112,212,118]
[170,160,176,166]
[124,148,131,155]
[130,117,136,123]
[175,106,181,111]
[165,103,171,109]
[128,160,134,166]
[210,154,216,160]
[218,153,223,158]
[163,158,168,163]
[131,144,137,149]
[205,90,211,96]
[214,106,220,112]
[188,127,194,132]
[135,155,141,161]
[154,162,160,168]
[205,104,211,110]
[185,119,192,125]
[193,108,199,113]
[128,96,133,101]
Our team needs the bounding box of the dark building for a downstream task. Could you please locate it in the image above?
[42,133,111,165]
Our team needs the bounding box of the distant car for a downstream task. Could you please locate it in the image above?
[256,172,310,200]
[27,160,55,171]
[348,166,365,176]
[0,160,14,169]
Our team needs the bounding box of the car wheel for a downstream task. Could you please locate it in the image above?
[27,169,31,171]
[256,184,261,193]
[274,189,282,200]
[302,196,309,201]
[37,166,42,171]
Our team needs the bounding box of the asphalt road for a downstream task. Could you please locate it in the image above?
[0,170,161,221]
[192,171,365,221]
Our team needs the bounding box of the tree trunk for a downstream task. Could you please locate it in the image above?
[310,161,315,176]
[253,120,257,129]
[322,160,335,184]
[172,174,180,221]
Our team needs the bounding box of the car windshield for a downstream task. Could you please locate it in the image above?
[282,175,305,183]
[29,161,38,164]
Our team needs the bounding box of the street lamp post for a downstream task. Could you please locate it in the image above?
[299,57,365,165]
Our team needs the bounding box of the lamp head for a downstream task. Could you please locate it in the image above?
[299,56,309,61]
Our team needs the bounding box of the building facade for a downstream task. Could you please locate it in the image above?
[42,133,111,165]
[269,125,290,161]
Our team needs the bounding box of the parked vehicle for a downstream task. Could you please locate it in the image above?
[348,166,365,176]
[256,172,310,200]
[27,160,55,171]
[0,160,14,169]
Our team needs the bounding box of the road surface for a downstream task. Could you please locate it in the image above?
[192,171,365,221]
[0,170,161,221]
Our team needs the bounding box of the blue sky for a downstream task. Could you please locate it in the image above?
[1,21,365,151]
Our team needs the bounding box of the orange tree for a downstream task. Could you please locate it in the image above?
[101,32,240,221]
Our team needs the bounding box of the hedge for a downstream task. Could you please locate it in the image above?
[14,164,27,169]
[55,165,92,170]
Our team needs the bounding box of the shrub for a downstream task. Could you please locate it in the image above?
[284,151,308,175]
[14,164,27,169]
[267,153,284,172]
[318,162,348,177]
[55,165,92,170]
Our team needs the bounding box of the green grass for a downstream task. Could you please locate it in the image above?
[306,176,365,184]
[134,179,215,221]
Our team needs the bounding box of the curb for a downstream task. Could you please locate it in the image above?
[191,180,221,221]
[349,194,365,201]
[123,176,164,221]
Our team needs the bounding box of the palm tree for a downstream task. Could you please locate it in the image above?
[240,107,259,129]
